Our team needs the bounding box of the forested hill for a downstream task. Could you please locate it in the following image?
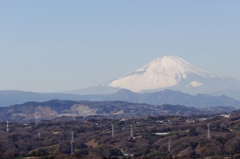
[1,113,240,158]
[0,100,235,122]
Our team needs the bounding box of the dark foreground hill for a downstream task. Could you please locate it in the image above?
[0,99,235,122]
[1,112,240,158]
[0,89,240,108]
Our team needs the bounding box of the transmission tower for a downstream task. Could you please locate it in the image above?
[112,124,114,137]
[130,124,133,138]
[71,131,74,154]
[38,131,41,138]
[168,139,171,152]
[6,121,9,132]
[207,123,210,139]
[125,149,129,159]
[35,118,41,126]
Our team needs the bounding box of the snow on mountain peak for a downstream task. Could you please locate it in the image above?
[108,55,217,92]
[139,56,215,76]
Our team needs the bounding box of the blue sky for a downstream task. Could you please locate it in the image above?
[0,1,240,92]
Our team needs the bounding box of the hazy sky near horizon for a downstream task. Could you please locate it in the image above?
[1,1,240,92]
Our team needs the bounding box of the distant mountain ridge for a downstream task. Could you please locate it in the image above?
[0,89,240,108]
[0,90,82,107]
[83,89,240,108]
[67,55,240,99]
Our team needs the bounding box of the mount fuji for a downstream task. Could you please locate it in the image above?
[69,56,240,99]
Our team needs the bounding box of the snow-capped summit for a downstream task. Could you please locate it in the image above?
[68,55,240,98]
[108,56,218,92]
[135,56,214,78]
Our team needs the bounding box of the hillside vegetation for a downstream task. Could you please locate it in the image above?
[1,111,240,158]
[0,100,234,122]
